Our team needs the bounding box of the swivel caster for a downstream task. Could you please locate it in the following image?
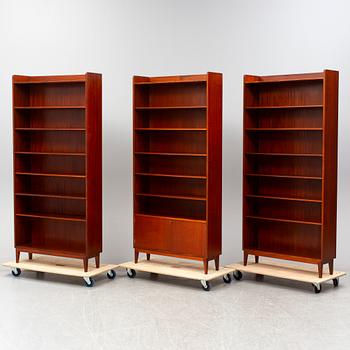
[333,278,339,287]
[200,280,210,291]
[312,283,322,294]
[107,270,116,280]
[223,273,232,283]
[11,268,21,277]
[84,277,95,287]
[127,268,136,278]
[233,270,242,281]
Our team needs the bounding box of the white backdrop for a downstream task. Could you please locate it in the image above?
[0,0,349,268]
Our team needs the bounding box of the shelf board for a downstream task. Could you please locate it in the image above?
[134,128,207,131]
[245,173,322,180]
[14,106,85,110]
[15,128,86,131]
[245,77,323,85]
[245,105,323,110]
[135,152,207,157]
[135,172,206,179]
[15,193,86,200]
[243,248,320,264]
[15,172,86,178]
[135,213,206,223]
[246,215,321,226]
[245,128,323,132]
[15,245,86,259]
[15,152,86,156]
[14,79,85,85]
[245,194,322,203]
[16,213,86,222]
[136,193,206,201]
[134,79,206,85]
[135,106,207,110]
[245,152,322,157]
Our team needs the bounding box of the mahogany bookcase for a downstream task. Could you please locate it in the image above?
[243,70,338,278]
[133,72,222,274]
[13,73,102,272]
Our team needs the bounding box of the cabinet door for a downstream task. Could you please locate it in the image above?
[134,215,207,258]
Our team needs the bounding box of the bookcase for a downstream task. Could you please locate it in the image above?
[13,73,102,272]
[243,70,338,277]
[133,72,222,273]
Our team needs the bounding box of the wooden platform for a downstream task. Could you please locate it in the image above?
[227,259,345,291]
[3,256,118,286]
[119,258,234,290]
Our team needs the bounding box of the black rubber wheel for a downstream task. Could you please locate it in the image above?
[223,273,232,283]
[201,281,211,291]
[11,268,21,277]
[127,269,136,278]
[333,278,339,287]
[84,277,95,287]
[233,270,242,281]
[313,284,322,294]
[107,270,116,280]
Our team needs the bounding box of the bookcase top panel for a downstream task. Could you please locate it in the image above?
[13,72,101,84]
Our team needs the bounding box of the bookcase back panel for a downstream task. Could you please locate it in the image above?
[136,196,206,220]
[134,83,206,107]
[14,110,85,129]
[15,154,86,175]
[135,177,206,197]
[246,81,323,107]
[246,197,321,222]
[15,217,86,252]
[15,176,86,197]
[245,220,321,259]
[245,109,322,128]
[245,156,322,177]
[246,177,322,200]
[135,155,206,176]
[246,131,322,154]
[14,83,85,107]
[135,109,206,128]
[16,197,86,218]
[15,131,85,153]
[135,132,206,154]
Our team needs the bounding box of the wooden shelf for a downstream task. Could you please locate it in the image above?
[135,128,207,131]
[15,245,86,259]
[135,106,207,110]
[135,213,206,223]
[245,152,322,157]
[15,128,86,131]
[245,105,323,110]
[15,152,86,156]
[135,152,207,157]
[14,106,86,110]
[245,128,323,132]
[15,172,85,178]
[245,194,322,203]
[15,193,86,200]
[135,172,206,179]
[136,193,206,201]
[16,212,86,222]
[246,215,321,226]
[134,79,206,85]
[245,77,323,85]
[245,173,322,180]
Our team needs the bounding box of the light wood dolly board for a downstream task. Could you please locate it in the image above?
[3,256,118,287]
[227,259,346,293]
[119,258,235,291]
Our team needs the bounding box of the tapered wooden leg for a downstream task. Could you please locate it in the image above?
[28,252,33,260]
[255,255,259,264]
[146,253,150,261]
[16,250,20,263]
[329,259,334,275]
[214,256,219,271]
[83,258,88,272]
[243,252,248,266]
[318,262,323,278]
[95,255,100,268]
[203,259,209,274]
[134,250,139,263]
